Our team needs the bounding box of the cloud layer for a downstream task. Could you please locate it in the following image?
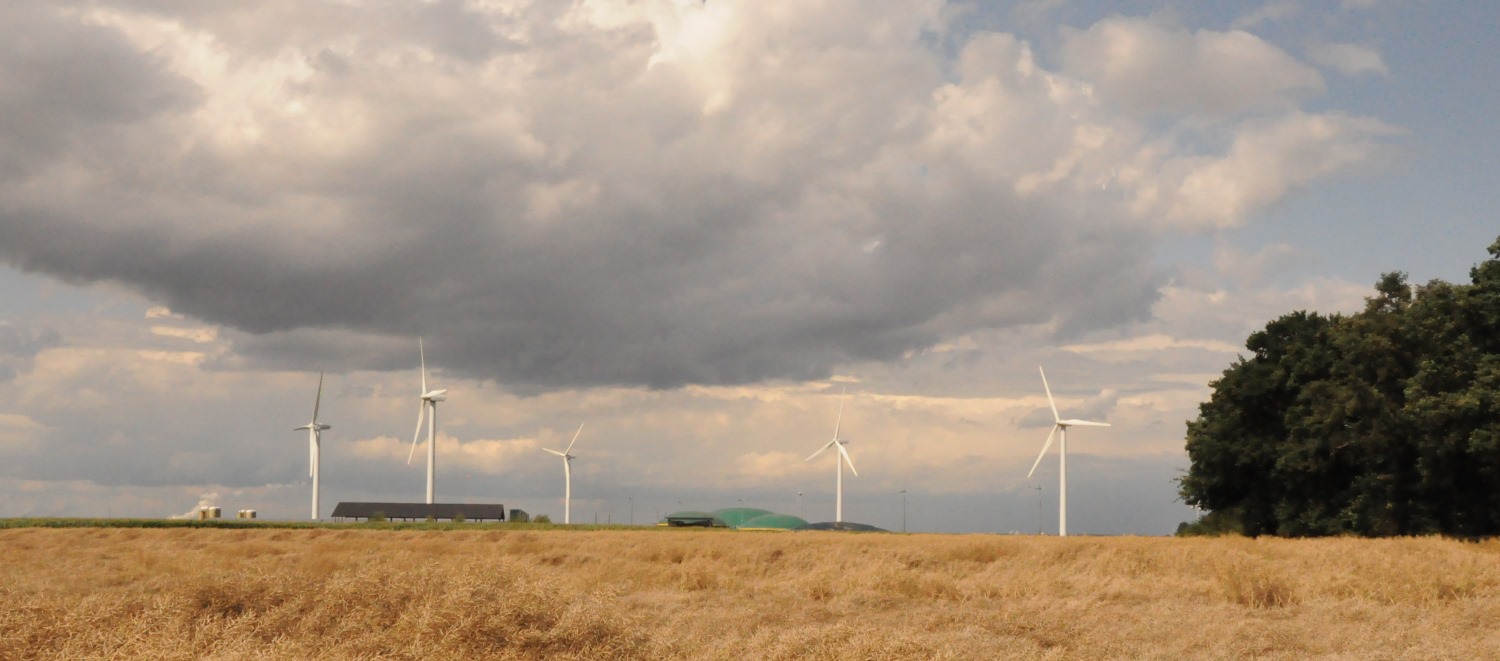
[0,2,1396,389]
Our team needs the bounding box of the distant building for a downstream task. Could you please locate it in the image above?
[330,502,507,522]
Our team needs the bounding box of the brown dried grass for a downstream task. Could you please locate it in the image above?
[2,529,1498,659]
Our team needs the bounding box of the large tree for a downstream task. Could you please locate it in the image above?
[1180,237,1500,536]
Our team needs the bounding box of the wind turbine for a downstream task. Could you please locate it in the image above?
[1026,367,1110,537]
[293,373,331,520]
[406,338,447,504]
[805,389,857,522]
[543,423,584,524]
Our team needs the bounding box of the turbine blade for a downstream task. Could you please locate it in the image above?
[419,337,427,396]
[1040,366,1060,423]
[1061,419,1111,427]
[309,434,316,478]
[544,448,566,457]
[1027,425,1059,478]
[832,388,846,440]
[805,439,836,462]
[407,401,426,465]
[565,422,584,454]
[837,442,858,476]
[312,372,324,422]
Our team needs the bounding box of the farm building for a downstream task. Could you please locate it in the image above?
[330,502,507,522]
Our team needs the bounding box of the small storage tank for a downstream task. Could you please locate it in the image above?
[208,506,221,519]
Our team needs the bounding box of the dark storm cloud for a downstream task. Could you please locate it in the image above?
[0,2,1167,389]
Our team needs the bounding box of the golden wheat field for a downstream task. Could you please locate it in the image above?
[2,528,1498,660]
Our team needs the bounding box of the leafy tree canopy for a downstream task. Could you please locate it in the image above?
[1180,236,1500,537]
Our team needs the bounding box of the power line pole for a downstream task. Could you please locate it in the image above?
[1032,485,1043,535]
[797,491,804,519]
[899,488,908,533]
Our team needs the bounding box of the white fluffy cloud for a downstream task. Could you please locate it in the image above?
[1060,16,1325,116]
[1310,42,1390,76]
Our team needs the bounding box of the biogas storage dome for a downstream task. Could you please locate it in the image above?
[710,508,774,528]
[736,513,809,530]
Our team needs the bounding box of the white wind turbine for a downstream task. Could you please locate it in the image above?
[406,338,447,504]
[805,389,858,523]
[543,423,584,524]
[292,372,331,520]
[1026,366,1110,537]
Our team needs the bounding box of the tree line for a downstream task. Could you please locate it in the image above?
[1179,236,1500,537]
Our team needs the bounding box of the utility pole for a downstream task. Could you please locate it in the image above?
[628,497,634,526]
[899,488,908,533]
[797,491,804,519]
[1032,485,1043,535]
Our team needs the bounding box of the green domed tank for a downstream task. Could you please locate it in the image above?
[710,508,774,529]
[737,513,809,530]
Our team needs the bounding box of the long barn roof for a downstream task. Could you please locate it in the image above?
[330,502,507,521]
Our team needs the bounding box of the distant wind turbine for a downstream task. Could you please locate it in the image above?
[406,338,447,504]
[292,373,331,520]
[1026,367,1110,537]
[544,423,585,524]
[805,389,857,522]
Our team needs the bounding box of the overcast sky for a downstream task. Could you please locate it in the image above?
[1,0,1496,533]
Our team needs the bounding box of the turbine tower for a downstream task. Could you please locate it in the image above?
[543,423,584,524]
[805,389,858,522]
[292,373,331,520]
[1026,366,1110,537]
[406,338,447,504]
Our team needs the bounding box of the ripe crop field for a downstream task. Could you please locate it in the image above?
[2,527,1498,659]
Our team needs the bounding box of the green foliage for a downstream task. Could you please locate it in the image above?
[452,513,465,523]
[1175,511,1244,537]
[534,514,552,524]
[1181,236,1500,537]
[369,511,387,523]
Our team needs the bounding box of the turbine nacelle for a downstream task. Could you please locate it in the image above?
[423,389,448,402]
[804,437,858,475]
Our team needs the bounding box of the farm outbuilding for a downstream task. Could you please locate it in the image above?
[330,502,507,522]
[662,511,727,527]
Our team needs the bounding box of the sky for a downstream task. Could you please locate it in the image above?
[1,0,1496,534]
